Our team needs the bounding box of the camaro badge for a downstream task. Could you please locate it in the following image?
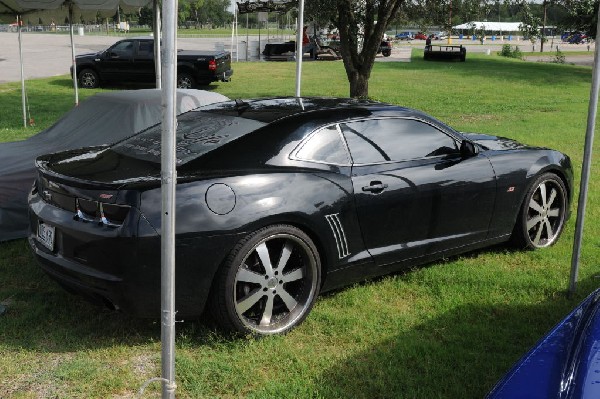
[99,194,113,199]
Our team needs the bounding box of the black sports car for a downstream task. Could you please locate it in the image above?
[28,97,573,336]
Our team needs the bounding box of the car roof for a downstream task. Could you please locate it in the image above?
[200,97,417,124]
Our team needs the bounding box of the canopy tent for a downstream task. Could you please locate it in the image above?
[235,0,305,96]
[453,21,522,33]
[0,0,148,19]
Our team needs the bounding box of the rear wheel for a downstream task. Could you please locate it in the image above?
[382,49,391,57]
[209,225,321,336]
[78,68,99,89]
[176,72,195,89]
[512,173,567,249]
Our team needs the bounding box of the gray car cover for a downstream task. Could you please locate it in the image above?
[0,89,229,242]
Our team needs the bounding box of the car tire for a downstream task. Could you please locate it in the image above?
[78,68,99,89]
[511,172,568,249]
[209,224,321,336]
[382,49,391,57]
[176,72,195,89]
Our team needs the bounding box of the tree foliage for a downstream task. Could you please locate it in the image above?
[305,0,403,98]
[561,0,598,37]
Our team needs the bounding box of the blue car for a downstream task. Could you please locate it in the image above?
[487,288,600,399]
[395,31,414,40]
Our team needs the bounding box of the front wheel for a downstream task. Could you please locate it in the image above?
[78,68,99,89]
[209,225,321,336]
[176,72,195,89]
[511,173,567,249]
[382,49,391,57]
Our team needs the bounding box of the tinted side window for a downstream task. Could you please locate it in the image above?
[137,41,154,57]
[340,118,458,164]
[295,125,349,165]
[111,41,134,57]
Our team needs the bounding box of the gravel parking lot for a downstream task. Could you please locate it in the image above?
[0,32,595,83]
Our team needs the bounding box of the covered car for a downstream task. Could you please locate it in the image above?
[0,89,229,241]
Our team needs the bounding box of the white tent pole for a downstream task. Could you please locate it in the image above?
[18,15,26,128]
[230,7,234,61]
[235,7,238,62]
[294,0,304,97]
[568,7,600,296]
[154,0,162,88]
[160,0,178,396]
[69,3,79,106]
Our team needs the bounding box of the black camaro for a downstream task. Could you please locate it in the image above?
[28,97,573,335]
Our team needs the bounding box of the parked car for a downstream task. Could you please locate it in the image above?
[414,32,428,40]
[378,40,392,57]
[395,31,414,40]
[72,37,233,89]
[487,288,600,399]
[433,31,448,40]
[28,97,573,336]
[0,89,228,242]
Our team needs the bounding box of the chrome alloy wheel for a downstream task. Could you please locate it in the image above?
[233,233,318,334]
[525,177,566,248]
[176,74,194,89]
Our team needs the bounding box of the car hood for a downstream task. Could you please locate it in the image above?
[487,288,600,399]
[461,132,540,151]
[76,51,101,59]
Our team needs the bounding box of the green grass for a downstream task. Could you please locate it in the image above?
[2,52,600,398]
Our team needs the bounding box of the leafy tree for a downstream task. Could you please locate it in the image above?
[306,0,403,98]
[138,6,155,28]
[561,0,598,37]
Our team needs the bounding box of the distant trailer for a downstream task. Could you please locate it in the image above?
[424,45,466,62]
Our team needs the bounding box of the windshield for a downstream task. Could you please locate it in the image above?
[111,110,266,165]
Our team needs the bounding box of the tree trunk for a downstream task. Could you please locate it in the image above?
[334,0,403,99]
[349,71,369,98]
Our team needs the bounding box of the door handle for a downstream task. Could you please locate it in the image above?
[362,181,388,193]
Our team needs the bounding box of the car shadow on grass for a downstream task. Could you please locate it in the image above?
[0,239,223,352]
[308,274,600,399]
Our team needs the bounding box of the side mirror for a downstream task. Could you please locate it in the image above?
[460,140,478,157]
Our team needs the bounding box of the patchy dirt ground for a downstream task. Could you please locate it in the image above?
[524,54,595,67]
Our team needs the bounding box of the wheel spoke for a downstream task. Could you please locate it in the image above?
[544,219,555,239]
[276,241,294,270]
[533,222,544,245]
[236,289,264,314]
[278,287,298,312]
[237,268,265,285]
[527,215,543,231]
[259,295,274,326]
[539,183,548,208]
[529,197,544,214]
[547,208,560,218]
[282,267,304,283]
[547,188,557,208]
[255,242,274,275]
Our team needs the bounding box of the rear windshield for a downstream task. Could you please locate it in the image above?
[111,110,266,164]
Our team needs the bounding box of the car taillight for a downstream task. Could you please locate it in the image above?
[208,59,216,71]
[75,198,130,227]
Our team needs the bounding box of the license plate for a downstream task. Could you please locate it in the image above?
[37,223,55,251]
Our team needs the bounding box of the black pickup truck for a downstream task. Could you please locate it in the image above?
[73,37,233,89]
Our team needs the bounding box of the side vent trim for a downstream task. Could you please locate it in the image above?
[325,213,350,259]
